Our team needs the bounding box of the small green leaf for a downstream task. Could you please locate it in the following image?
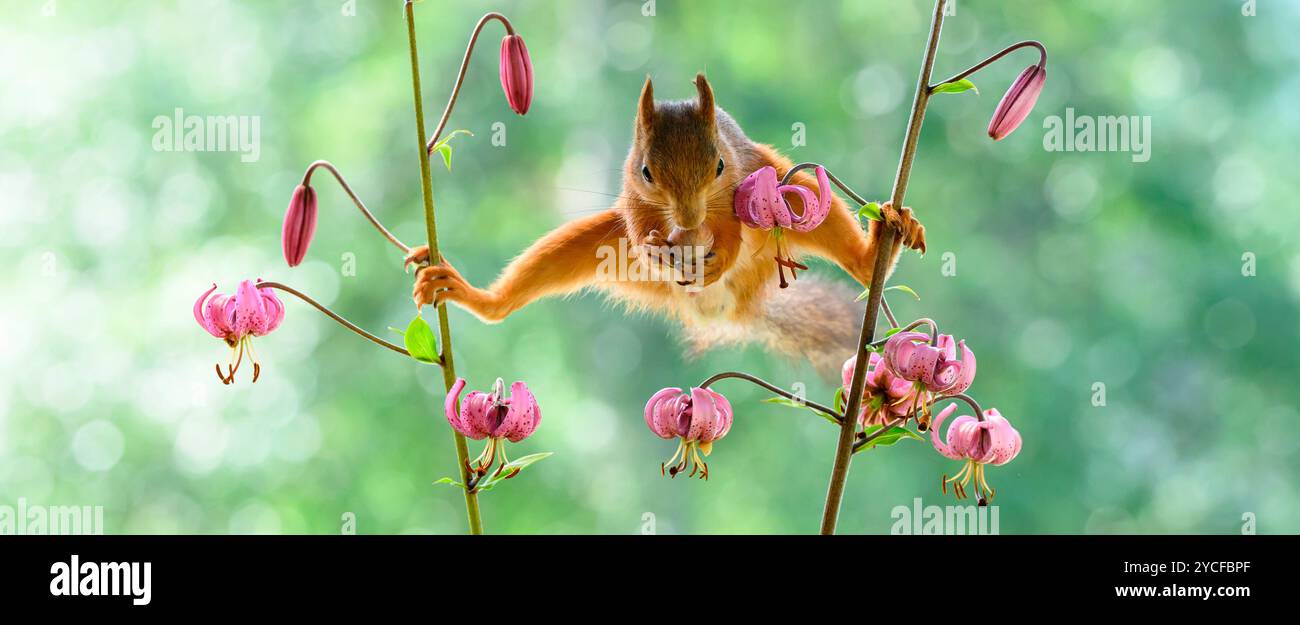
[763,396,806,409]
[858,202,882,222]
[932,79,978,95]
[433,477,466,489]
[884,284,921,301]
[883,327,904,338]
[856,426,923,453]
[437,144,453,171]
[832,386,845,413]
[765,396,838,426]
[474,452,553,492]
[430,130,474,172]
[403,315,439,364]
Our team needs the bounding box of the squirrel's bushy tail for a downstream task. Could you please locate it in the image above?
[683,276,863,380]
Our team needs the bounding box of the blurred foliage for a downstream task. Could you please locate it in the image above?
[1,0,1297,535]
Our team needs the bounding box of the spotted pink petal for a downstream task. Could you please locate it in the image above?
[232,280,269,336]
[929,404,964,460]
[981,409,1021,466]
[445,378,471,436]
[780,165,833,233]
[706,389,733,441]
[459,391,498,440]
[496,381,541,443]
[734,166,781,229]
[644,387,684,439]
[257,284,285,335]
[194,284,226,338]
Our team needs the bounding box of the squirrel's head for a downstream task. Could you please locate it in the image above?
[628,73,740,231]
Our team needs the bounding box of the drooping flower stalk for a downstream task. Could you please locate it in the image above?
[404,0,483,535]
[256,281,411,357]
[424,11,530,154]
[291,160,413,259]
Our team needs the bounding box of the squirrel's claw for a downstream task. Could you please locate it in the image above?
[403,245,435,273]
[879,202,927,255]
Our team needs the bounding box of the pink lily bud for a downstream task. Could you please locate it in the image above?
[194,279,285,385]
[644,386,733,479]
[499,34,533,116]
[987,64,1046,141]
[445,377,542,476]
[931,405,1021,504]
[281,184,317,267]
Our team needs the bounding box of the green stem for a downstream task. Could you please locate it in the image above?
[819,0,948,535]
[404,0,483,536]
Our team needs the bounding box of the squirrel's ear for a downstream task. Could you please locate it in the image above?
[637,76,656,134]
[694,73,715,125]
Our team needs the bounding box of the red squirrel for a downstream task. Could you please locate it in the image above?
[406,74,926,376]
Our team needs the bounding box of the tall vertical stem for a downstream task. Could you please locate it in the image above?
[404,1,483,535]
[819,0,947,535]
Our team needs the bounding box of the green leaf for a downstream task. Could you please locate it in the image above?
[883,327,904,338]
[403,315,439,364]
[856,426,923,453]
[857,202,882,222]
[474,452,553,493]
[433,477,466,489]
[884,284,921,301]
[763,396,807,409]
[832,386,845,413]
[764,396,839,426]
[430,129,474,172]
[932,79,978,95]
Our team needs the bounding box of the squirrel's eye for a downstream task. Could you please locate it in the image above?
[641,165,654,184]
[716,158,725,178]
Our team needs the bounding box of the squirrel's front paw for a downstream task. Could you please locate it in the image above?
[879,202,927,254]
[412,259,501,321]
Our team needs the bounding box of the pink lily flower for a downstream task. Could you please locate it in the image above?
[445,377,541,477]
[499,34,533,115]
[842,353,929,427]
[883,331,976,395]
[194,279,285,384]
[733,165,835,288]
[931,405,1021,504]
[644,387,733,480]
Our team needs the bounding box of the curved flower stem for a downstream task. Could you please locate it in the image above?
[929,40,1047,91]
[256,281,413,358]
[821,0,948,536]
[405,1,483,535]
[851,416,907,453]
[780,162,870,206]
[424,12,516,154]
[699,371,844,425]
[301,160,411,254]
[897,317,940,346]
[932,393,985,422]
[880,297,899,329]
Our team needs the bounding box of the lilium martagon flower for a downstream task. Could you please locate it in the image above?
[444,377,544,483]
[194,279,285,384]
[644,387,734,480]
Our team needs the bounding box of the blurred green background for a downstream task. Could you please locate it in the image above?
[1,0,1297,535]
